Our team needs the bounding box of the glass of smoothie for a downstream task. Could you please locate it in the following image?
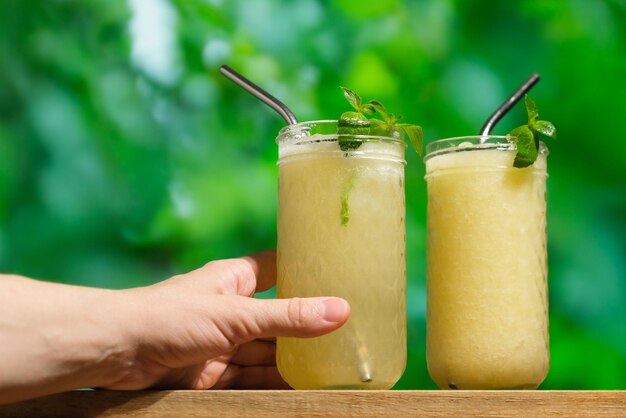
[424,135,549,390]
[275,120,407,389]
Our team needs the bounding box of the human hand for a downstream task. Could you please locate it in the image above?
[104,250,350,390]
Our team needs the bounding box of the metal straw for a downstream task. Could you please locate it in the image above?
[219,64,372,384]
[479,73,540,140]
[219,65,298,125]
[356,335,372,382]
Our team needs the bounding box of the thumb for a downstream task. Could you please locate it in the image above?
[224,297,350,343]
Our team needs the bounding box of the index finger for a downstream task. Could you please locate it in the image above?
[241,249,277,293]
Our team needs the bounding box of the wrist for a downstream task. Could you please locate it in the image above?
[67,287,143,389]
[0,277,141,403]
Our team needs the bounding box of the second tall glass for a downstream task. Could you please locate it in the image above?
[276,120,407,389]
[424,136,550,390]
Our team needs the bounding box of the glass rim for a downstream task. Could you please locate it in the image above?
[276,119,407,147]
[424,135,548,161]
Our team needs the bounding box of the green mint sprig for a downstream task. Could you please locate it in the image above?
[508,95,557,168]
[338,87,423,156]
[336,87,423,227]
[340,174,355,226]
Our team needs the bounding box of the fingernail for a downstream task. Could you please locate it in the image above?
[321,298,349,322]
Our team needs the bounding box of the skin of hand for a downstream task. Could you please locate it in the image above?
[0,250,350,404]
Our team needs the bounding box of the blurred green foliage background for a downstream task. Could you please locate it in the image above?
[1,0,625,389]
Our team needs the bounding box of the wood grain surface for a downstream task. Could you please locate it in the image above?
[1,390,625,418]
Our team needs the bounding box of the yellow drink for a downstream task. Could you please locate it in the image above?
[425,136,549,390]
[276,121,406,389]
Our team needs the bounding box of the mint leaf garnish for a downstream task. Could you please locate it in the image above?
[338,87,423,155]
[532,120,557,139]
[508,95,557,168]
[367,100,389,119]
[338,110,371,151]
[337,87,423,225]
[341,86,361,110]
[338,88,372,151]
[340,174,355,226]
[510,125,537,168]
[398,124,423,158]
[525,94,539,122]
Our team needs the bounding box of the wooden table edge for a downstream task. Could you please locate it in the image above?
[1,390,626,417]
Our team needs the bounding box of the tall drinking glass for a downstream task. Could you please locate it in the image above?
[424,136,549,390]
[276,120,407,389]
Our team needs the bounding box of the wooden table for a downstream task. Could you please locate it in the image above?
[1,390,625,417]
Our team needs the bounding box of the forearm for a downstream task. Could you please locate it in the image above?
[0,275,138,404]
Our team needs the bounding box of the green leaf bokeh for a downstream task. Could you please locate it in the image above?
[1,0,625,389]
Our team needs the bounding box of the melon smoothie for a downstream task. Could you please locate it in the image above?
[276,120,407,389]
[425,136,549,389]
